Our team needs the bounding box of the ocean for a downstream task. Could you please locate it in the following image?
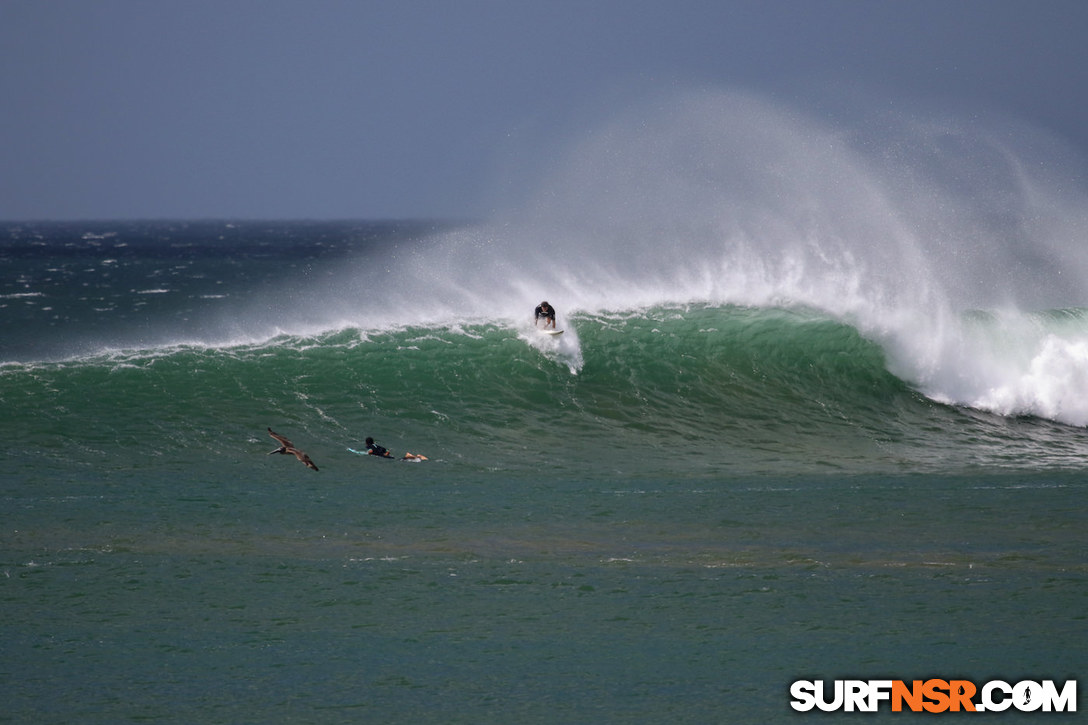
[2,215,1086,723]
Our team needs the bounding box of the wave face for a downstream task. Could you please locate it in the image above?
[6,89,1088,725]
[6,306,1088,478]
[5,88,1088,472]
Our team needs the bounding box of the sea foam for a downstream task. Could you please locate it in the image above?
[331,88,1088,424]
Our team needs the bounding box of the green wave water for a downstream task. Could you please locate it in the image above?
[6,104,1088,725]
[7,304,1088,480]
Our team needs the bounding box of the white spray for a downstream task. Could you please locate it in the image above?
[289,88,1088,424]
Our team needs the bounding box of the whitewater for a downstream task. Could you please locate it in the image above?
[13,91,1088,426]
[3,89,1087,723]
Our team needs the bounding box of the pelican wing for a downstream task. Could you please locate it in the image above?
[268,428,318,470]
[267,428,293,448]
[293,449,319,471]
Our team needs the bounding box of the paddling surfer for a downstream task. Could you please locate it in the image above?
[365,437,427,461]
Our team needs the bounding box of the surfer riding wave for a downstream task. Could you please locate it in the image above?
[534,301,556,329]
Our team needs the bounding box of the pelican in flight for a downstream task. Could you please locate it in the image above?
[267,428,319,471]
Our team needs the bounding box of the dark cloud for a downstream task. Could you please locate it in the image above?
[2,0,1086,219]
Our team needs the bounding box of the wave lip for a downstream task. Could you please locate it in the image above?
[8,305,1088,476]
[917,308,1088,426]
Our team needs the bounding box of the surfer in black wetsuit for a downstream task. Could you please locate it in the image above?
[365,437,391,457]
[365,437,427,461]
[534,301,556,329]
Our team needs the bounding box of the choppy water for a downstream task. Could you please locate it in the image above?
[5,90,1088,721]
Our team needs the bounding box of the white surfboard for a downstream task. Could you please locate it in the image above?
[539,329,564,336]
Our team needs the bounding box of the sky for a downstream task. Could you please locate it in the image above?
[2,0,1087,220]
